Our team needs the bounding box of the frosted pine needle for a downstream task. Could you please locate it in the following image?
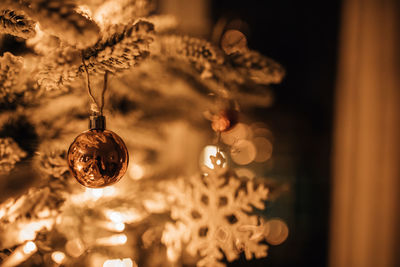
[0,9,36,39]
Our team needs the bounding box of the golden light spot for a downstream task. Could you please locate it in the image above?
[96,234,127,246]
[221,123,250,145]
[264,219,289,245]
[253,137,273,162]
[51,251,66,264]
[230,139,256,165]
[65,239,85,258]
[129,163,144,180]
[23,241,36,254]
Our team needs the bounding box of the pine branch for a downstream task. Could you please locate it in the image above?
[150,34,284,108]
[0,9,36,39]
[153,34,284,85]
[229,50,285,85]
[0,0,100,49]
[0,52,25,104]
[154,35,225,70]
[0,137,27,174]
[36,44,81,91]
[36,20,154,90]
[82,20,154,73]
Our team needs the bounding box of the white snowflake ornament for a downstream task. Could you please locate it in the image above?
[163,168,269,267]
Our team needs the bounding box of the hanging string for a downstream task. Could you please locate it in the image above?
[100,71,108,115]
[81,52,109,115]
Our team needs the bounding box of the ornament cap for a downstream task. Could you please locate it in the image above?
[89,115,106,130]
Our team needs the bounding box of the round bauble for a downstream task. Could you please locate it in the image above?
[67,129,129,188]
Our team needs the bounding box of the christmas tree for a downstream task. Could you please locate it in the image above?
[0,1,288,266]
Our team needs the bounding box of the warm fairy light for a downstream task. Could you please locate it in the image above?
[102,221,125,232]
[96,234,127,246]
[264,219,289,245]
[103,186,117,196]
[1,241,38,267]
[89,188,104,199]
[107,211,124,223]
[115,222,125,232]
[253,137,273,162]
[166,248,179,263]
[65,239,85,258]
[200,145,227,170]
[23,241,37,254]
[221,123,251,145]
[0,207,5,220]
[230,139,257,165]
[51,251,66,264]
[129,163,144,180]
[18,219,54,242]
[84,187,117,201]
[105,210,144,224]
[103,258,135,267]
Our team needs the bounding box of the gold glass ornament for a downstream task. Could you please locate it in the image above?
[67,115,129,188]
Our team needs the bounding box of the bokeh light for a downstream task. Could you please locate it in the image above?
[51,251,66,264]
[23,241,36,254]
[230,139,256,165]
[129,163,144,180]
[221,123,250,145]
[65,238,85,258]
[253,137,273,162]
[103,258,135,267]
[264,219,289,245]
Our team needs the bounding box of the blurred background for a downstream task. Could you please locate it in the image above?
[0,0,398,266]
[162,0,400,266]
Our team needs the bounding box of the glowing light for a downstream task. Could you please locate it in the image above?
[1,241,37,267]
[102,221,125,232]
[23,241,36,254]
[87,188,104,199]
[230,139,257,165]
[114,222,125,231]
[18,219,54,242]
[65,239,85,258]
[96,234,127,246]
[221,123,250,145]
[253,137,273,162]
[51,251,66,264]
[104,210,144,224]
[264,219,289,245]
[166,248,179,263]
[83,187,116,201]
[103,186,117,196]
[129,163,144,180]
[200,145,227,170]
[0,207,5,220]
[107,211,124,223]
[103,258,135,267]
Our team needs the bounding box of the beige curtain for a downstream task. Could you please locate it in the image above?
[330,0,400,266]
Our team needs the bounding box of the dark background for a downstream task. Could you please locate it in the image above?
[211,1,341,266]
